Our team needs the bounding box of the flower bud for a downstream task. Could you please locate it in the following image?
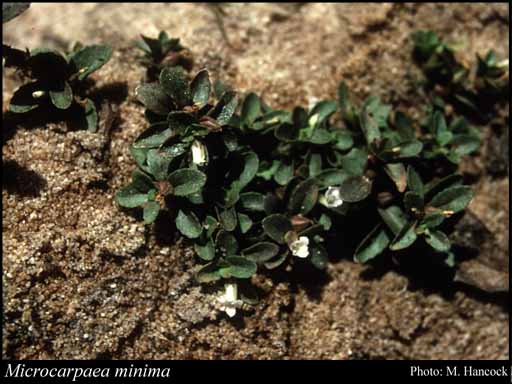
[191,140,207,165]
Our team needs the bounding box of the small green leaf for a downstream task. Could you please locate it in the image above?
[190,69,211,107]
[146,149,172,181]
[429,186,474,214]
[159,66,192,108]
[395,111,415,141]
[131,170,155,191]
[136,34,161,56]
[238,213,253,234]
[424,174,463,203]
[384,162,407,193]
[334,130,354,151]
[217,206,238,231]
[129,146,150,171]
[381,140,423,159]
[133,122,173,149]
[224,186,240,208]
[338,176,372,203]
[116,185,150,208]
[258,110,290,128]
[444,251,455,267]
[378,205,407,236]
[257,160,279,181]
[143,201,160,224]
[418,213,445,230]
[239,192,266,212]
[432,111,451,146]
[389,220,417,250]
[425,230,451,252]
[310,129,334,145]
[160,33,183,55]
[310,242,328,270]
[238,151,259,189]
[195,240,216,261]
[359,96,389,144]
[407,166,424,197]
[411,30,441,59]
[9,82,41,113]
[49,81,73,109]
[308,153,322,177]
[176,209,202,239]
[242,242,279,263]
[451,134,480,156]
[69,45,112,80]
[264,251,288,270]
[241,92,261,125]
[262,214,292,244]
[223,257,257,279]
[196,262,222,283]
[216,230,238,256]
[309,100,337,123]
[274,161,295,186]
[222,131,238,152]
[213,80,231,100]
[211,91,238,125]
[287,178,319,215]
[314,169,348,189]
[168,169,206,196]
[340,148,368,176]
[135,83,172,115]
[187,192,204,205]
[354,224,390,263]
[83,98,98,132]
[337,81,351,114]
[318,214,332,231]
[116,170,154,208]
[204,215,219,238]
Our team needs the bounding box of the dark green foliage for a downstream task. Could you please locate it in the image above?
[420,109,481,164]
[7,43,112,131]
[135,31,192,81]
[411,30,509,120]
[2,3,30,24]
[116,31,482,311]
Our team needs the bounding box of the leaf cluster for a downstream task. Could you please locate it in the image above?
[117,63,477,295]
[135,31,193,81]
[7,44,112,131]
[412,30,509,119]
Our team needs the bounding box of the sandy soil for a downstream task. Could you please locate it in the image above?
[2,3,509,359]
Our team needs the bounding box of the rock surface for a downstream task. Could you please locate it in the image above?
[2,3,509,359]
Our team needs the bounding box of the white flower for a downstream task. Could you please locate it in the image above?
[289,236,310,258]
[308,113,319,127]
[217,283,243,318]
[191,140,207,165]
[323,186,344,208]
[31,90,46,99]
[497,59,509,69]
